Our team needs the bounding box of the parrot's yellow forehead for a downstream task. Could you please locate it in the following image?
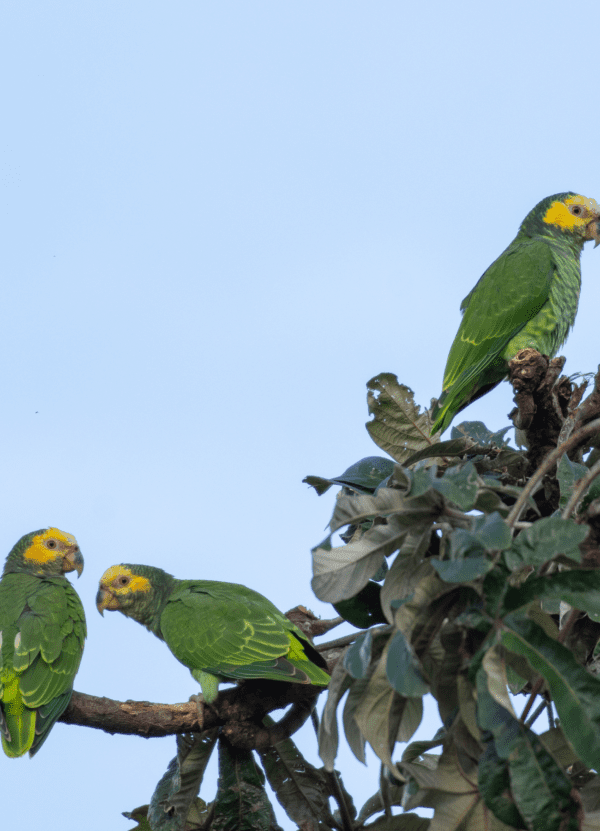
[101,564,151,594]
[24,527,77,564]
[543,194,599,231]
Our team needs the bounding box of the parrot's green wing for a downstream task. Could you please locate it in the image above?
[160,580,329,701]
[431,238,556,434]
[0,573,86,757]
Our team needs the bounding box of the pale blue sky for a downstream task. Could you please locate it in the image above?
[3,2,600,829]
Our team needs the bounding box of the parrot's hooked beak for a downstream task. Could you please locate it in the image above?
[96,586,120,615]
[586,217,600,248]
[62,545,84,578]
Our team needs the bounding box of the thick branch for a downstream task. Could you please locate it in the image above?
[60,681,324,750]
[508,349,569,473]
[60,691,203,736]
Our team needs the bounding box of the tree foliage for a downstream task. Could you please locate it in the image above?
[307,361,600,831]
[60,355,600,830]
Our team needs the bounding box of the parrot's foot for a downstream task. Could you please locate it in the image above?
[189,693,204,730]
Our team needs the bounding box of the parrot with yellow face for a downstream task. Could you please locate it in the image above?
[431,192,600,434]
[0,528,85,757]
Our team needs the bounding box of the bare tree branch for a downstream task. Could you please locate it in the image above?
[59,681,324,750]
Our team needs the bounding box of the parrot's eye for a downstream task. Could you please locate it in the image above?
[46,539,57,549]
[570,205,583,216]
[118,576,129,586]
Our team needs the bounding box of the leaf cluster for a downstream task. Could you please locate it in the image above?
[124,716,358,831]
[307,374,600,830]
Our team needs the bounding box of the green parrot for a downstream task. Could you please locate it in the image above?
[0,527,85,757]
[431,192,600,434]
[96,564,330,703]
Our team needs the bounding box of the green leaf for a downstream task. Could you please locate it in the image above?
[432,461,479,511]
[303,456,396,496]
[366,373,435,463]
[472,512,513,551]
[212,740,279,831]
[430,556,494,583]
[342,676,369,764]
[122,806,152,831]
[447,529,486,560]
[475,480,525,517]
[344,630,374,679]
[401,743,480,826]
[501,613,600,770]
[147,731,218,831]
[476,661,579,831]
[329,486,444,535]
[538,727,581,769]
[302,475,335,496]
[392,570,450,644]
[402,732,444,765]
[402,437,473,467]
[440,514,511,584]
[359,815,431,829]
[451,421,512,447]
[502,569,600,622]
[311,516,405,604]
[313,487,443,604]
[581,775,600,813]
[355,780,405,824]
[343,628,392,727]
[318,658,353,772]
[505,516,587,570]
[482,564,511,613]
[407,466,438,498]
[353,642,410,775]
[396,696,424,744]
[257,717,334,829]
[477,743,526,830]
[557,454,588,510]
[380,540,433,624]
[334,580,388,628]
[448,513,512,560]
[386,630,430,696]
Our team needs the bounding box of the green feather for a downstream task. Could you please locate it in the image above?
[0,532,86,757]
[101,565,330,704]
[431,192,599,434]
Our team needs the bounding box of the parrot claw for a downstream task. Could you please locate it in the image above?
[189,693,205,730]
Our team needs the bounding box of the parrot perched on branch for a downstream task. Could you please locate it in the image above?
[431,192,600,435]
[0,528,85,757]
[96,564,330,703]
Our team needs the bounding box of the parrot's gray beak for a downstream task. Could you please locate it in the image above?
[586,218,600,247]
[62,545,84,577]
[96,586,119,615]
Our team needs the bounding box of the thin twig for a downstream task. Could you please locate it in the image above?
[524,699,547,728]
[507,418,600,527]
[520,678,544,723]
[317,632,359,652]
[326,770,355,831]
[310,707,319,737]
[546,698,555,729]
[380,762,393,819]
